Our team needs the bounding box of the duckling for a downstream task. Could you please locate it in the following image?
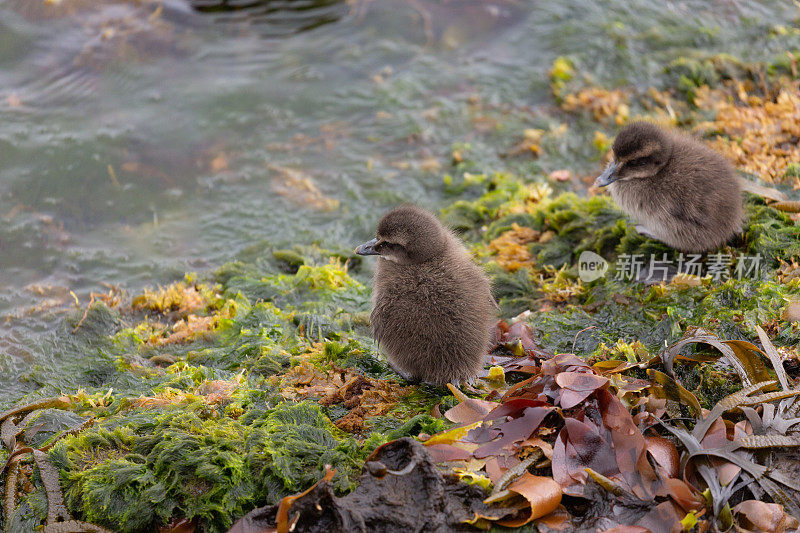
[594,121,742,253]
[355,205,495,386]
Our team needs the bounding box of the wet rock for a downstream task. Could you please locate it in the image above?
[228,438,503,533]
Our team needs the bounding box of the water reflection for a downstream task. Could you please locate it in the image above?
[188,0,348,35]
[0,0,539,402]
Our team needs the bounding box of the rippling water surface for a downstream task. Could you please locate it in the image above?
[1,0,798,404]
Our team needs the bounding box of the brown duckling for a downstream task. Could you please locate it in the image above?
[595,121,742,253]
[355,205,495,386]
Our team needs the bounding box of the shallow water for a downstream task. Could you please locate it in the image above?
[1,0,798,405]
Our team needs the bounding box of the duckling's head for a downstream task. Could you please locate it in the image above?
[594,121,673,187]
[355,205,448,265]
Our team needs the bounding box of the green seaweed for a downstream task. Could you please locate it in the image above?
[49,401,362,533]
[451,177,800,409]
[0,254,435,532]
[4,36,800,533]
[4,157,798,533]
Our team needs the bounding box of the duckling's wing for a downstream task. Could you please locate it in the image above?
[669,196,709,229]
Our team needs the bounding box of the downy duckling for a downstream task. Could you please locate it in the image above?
[595,121,742,253]
[355,205,495,386]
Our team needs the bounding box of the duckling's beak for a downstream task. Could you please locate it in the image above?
[355,238,380,255]
[594,161,620,187]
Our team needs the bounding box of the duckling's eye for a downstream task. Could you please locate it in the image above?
[376,241,399,253]
[628,157,649,167]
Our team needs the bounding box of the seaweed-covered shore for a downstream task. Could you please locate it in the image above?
[3,50,800,533]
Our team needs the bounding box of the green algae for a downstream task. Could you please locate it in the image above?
[5,485,48,533]
[5,154,798,533]
[187,302,296,375]
[2,256,433,532]
[305,337,394,379]
[47,401,363,532]
[1,206,795,532]
[445,166,799,411]
[3,39,800,533]
[549,56,576,101]
[664,54,745,100]
[743,201,800,266]
[664,51,800,102]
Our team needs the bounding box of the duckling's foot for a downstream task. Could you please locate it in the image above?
[635,225,658,240]
[461,380,483,394]
[456,377,479,387]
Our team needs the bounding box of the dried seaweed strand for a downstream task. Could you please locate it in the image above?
[489,449,542,496]
[0,397,72,425]
[3,455,22,531]
[33,449,71,524]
